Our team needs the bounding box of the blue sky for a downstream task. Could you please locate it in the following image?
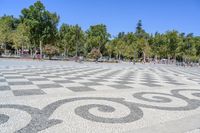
[0,0,200,36]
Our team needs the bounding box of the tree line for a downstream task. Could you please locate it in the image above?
[0,1,200,62]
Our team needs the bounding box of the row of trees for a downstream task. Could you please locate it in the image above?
[107,22,200,62]
[0,1,200,62]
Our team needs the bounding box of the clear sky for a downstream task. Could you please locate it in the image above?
[0,0,200,36]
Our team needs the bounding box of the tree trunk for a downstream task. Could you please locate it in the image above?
[22,43,24,56]
[40,40,42,59]
[30,48,33,57]
[33,40,36,57]
[174,56,177,64]
[168,55,170,64]
[16,49,19,56]
[134,50,136,62]
[15,49,17,56]
[143,51,146,63]
[67,49,69,58]
[155,55,157,62]
[64,47,66,59]
[4,43,6,55]
[98,42,101,52]
[76,42,78,56]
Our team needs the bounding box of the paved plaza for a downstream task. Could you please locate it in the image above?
[0,59,200,133]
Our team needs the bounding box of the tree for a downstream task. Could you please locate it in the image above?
[135,20,148,39]
[165,30,181,61]
[0,15,17,54]
[134,20,150,62]
[86,24,110,55]
[71,25,85,56]
[20,1,59,58]
[114,39,126,60]
[183,33,197,62]
[59,24,73,58]
[149,33,166,60]
[105,41,115,59]
[194,37,200,63]
[123,33,138,60]
[137,38,151,62]
[12,23,30,55]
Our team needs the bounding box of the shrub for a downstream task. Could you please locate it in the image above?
[87,48,101,59]
[44,44,59,60]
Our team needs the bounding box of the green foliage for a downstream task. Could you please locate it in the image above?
[70,25,85,56]
[12,23,30,50]
[0,15,16,45]
[59,24,85,57]
[59,24,74,57]
[20,1,59,47]
[86,24,110,54]
[105,41,115,58]
[135,20,149,39]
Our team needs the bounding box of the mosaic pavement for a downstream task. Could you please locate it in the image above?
[0,59,200,133]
